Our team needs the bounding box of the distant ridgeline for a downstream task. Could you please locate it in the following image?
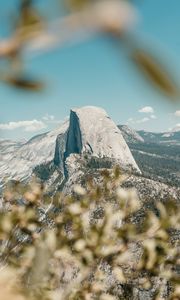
[119,125,180,187]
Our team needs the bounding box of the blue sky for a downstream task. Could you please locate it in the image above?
[0,0,180,140]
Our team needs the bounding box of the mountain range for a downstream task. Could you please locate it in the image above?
[119,125,180,187]
[0,106,179,200]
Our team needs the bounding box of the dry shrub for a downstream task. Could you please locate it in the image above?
[0,168,179,299]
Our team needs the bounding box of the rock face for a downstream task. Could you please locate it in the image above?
[119,125,144,144]
[64,107,141,173]
[0,140,24,155]
[0,121,69,185]
[0,106,141,188]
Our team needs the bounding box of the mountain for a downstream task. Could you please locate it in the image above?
[118,125,144,144]
[64,107,140,172]
[119,125,180,146]
[0,106,140,189]
[171,123,180,133]
[0,121,69,184]
[119,125,180,187]
[137,130,180,145]
[0,106,179,202]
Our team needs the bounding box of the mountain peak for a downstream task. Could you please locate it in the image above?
[71,106,107,115]
[64,106,141,173]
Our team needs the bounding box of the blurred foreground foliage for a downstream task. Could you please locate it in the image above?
[0,168,179,300]
[0,0,179,97]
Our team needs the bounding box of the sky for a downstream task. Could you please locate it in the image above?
[0,0,180,140]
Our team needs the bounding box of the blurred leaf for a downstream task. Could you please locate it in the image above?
[5,76,44,91]
[15,0,44,43]
[65,0,90,11]
[27,241,50,289]
[132,49,179,97]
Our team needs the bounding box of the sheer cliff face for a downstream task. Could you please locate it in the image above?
[64,110,83,159]
[64,106,141,173]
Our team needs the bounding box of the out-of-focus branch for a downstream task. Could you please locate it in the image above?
[0,0,179,97]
